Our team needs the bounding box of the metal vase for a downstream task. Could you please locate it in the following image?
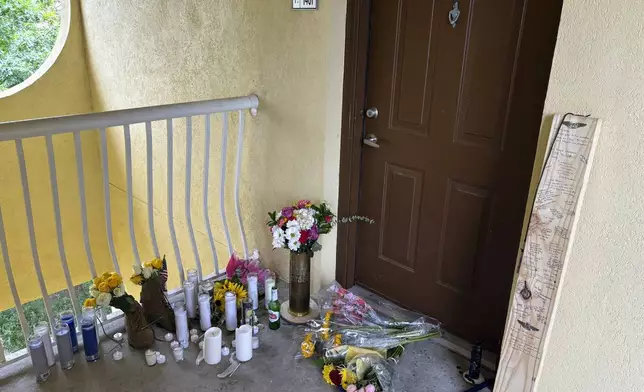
[289,251,311,316]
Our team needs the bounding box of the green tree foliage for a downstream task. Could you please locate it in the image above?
[0,0,60,91]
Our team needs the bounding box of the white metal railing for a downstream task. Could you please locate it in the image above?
[0,94,259,359]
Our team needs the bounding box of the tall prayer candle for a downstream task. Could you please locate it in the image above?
[174,302,189,348]
[81,312,99,362]
[198,293,212,331]
[27,334,50,382]
[33,321,54,367]
[183,280,197,319]
[59,310,78,352]
[247,273,258,310]
[225,292,237,332]
[264,277,275,310]
[54,323,74,370]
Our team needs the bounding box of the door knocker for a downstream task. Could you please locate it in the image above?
[449,0,461,28]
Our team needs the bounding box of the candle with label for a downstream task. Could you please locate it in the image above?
[27,335,50,382]
[81,310,99,362]
[174,302,189,348]
[54,323,74,370]
[264,276,276,310]
[33,321,54,367]
[247,273,259,310]
[183,280,197,319]
[225,292,237,332]
[59,310,78,352]
[198,293,212,331]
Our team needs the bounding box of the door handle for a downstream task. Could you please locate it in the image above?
[365,107,379,119]
[363,134,380,148]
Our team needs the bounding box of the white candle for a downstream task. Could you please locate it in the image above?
[174,303,189,348]
[172,346,184,362]
[203,327,222,365]
[224,292,237,332]
[33,322,54,367]
[235,324,253,362]
[198,294,212,331]
[145,349,157,366]
[183,280,197,319]
[264,277,275,310]
[247,273,259,310]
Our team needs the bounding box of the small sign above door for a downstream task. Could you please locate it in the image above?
[293,0,318,10]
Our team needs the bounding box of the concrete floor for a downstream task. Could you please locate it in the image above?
[0,286,480,392]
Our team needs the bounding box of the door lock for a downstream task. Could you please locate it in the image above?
[363,134,380,148]
[365,107,379,119]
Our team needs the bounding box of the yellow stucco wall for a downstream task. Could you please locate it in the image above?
[80,0,347,294]
[535,0,644,390]
[0,0,112,310]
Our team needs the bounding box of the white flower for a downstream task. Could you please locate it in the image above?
[142,266,153,279]
[286,220,300,229]
[288,239,300,251]
[251,249,260,261]
[89,285,100,298]
[96,292,112,308]
[272,227,286,249]
[295,208,315,230]
[113,284,125,298]
[276,211,282,219]
[133,264,142,275]
[285,226,301,244]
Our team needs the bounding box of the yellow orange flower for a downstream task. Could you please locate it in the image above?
[93,276,103,287]
[151,258,163,270]
[101,272,112,281]
[213,280,247,310]
[83,298,96,308]
[340,368,357,389]
[322,364,335,385]
[98,282,110,293]
[130,274,144,285]
[106,273,122,289]
[334,334,342,347]
[301,334,315,358]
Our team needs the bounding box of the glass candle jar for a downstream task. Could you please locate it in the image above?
[225,292,237,332]
[54,323,74,369]
[198,294,212,331]
[27,334,50,382]
[59,310,78,352]
[186,268,199,283]
[247,273,259,310]
[199,281,214,297]
[174,302,189,348]
[33,321,54,367]
[183,280,197,319]
[81,312,99,362]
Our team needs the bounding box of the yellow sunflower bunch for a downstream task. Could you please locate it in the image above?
[322,364,357,390]
[301,333,315,358]
[213,280,247,311]
[333,333,342,347]
[321,311,333,341]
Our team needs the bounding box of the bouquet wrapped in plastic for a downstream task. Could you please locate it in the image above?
[298,281,441,391]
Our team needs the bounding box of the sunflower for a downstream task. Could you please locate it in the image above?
[340,368,357,389]
[213,280,247,311]
[322,364,338,386]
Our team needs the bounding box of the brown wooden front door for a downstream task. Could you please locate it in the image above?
[354,0,542,348]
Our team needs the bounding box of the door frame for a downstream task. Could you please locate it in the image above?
[335,0,565,289]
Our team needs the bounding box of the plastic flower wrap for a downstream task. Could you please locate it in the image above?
[225,250,272,287]
[130,256,169,290]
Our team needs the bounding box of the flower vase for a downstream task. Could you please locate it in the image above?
[289,251,311,316]
[141,276,176,332]
[125,301,155,349]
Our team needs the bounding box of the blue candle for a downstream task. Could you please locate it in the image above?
[81,315,99,362]
[59,310,78,353]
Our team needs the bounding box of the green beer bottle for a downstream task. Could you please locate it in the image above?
[268,286,280,330]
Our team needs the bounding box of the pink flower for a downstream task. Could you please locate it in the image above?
[297,200,311,208]
[310,226,319,241]
[356,388,365,392]
[282,207,294,218]
[226,254,242,280]
[365,385,376,392]
[346,385,357,392]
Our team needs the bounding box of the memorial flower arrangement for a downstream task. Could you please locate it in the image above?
[130,256,167,287]
[267,200,373,256]
[299,282,442,391]
[225,250,272,287]
[84,271,138,313]
[213,279,248,312]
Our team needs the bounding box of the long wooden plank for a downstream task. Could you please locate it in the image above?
[496,114,601,391]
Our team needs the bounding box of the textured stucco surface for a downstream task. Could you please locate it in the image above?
[0,0,111,309]
[80,1,347,293]
[535,0,644,390]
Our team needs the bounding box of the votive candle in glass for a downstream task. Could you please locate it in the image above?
[198,293,212,331]
[27,334,50,382]
[81,312,99,362]
[54,323,74,370]
[187,268,199,283]
[174,302,189,348]
[225,292,237,332]
[183,280,197,319]
[200,281,214,297]
[33,321,54,367]
[247,273,259,310]
[59,310,78,352]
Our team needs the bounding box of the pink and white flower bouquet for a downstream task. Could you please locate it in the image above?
[267,200,373,256]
